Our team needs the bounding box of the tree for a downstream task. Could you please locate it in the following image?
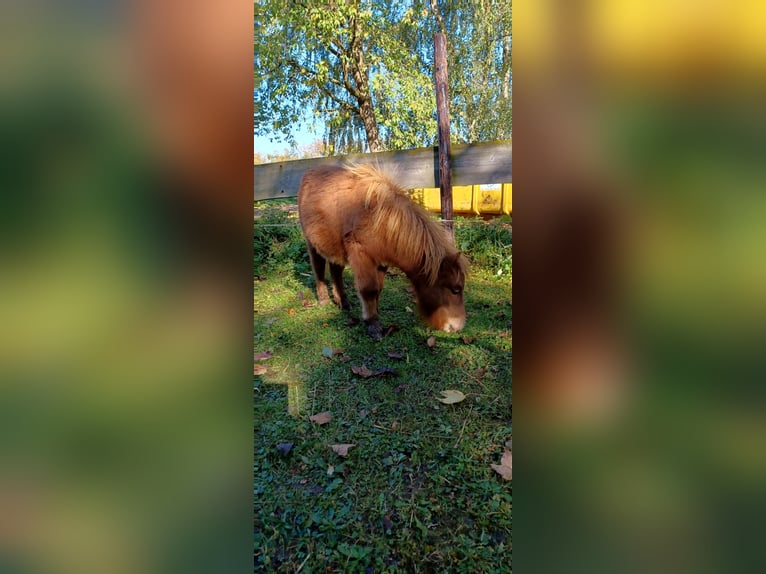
[254,0,511,154]
[435,0,512,141]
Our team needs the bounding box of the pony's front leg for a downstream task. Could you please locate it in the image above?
[348,250,385,340]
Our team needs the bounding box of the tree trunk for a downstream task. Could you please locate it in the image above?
[349,12,383,152]
[502,35,512,100]
[357,94,383,152]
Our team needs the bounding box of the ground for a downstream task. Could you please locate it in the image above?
[254,207,511,572]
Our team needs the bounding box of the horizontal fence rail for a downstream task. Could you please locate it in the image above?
[254,140,512,201]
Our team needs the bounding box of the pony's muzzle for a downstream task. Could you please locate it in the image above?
[442,315,466,333]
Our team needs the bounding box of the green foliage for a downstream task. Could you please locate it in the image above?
[254,0,512,152]
[455,217,513,277]
[253,203,308,277]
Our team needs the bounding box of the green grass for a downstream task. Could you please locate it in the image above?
[254,206,511,573]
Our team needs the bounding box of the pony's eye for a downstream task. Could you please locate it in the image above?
[450,286,463,295]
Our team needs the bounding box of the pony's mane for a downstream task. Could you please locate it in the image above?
[346,164,458,285]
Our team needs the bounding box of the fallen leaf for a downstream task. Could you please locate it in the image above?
[405,306,413,313]
[329,444,356,457]
[327,464,334,475]
[322,346,334,358]
[387,351,405,360]
[351,365,397,379]
[426,336,436,348]
[254,351,273,361]
[473,367,487,380]
[436,390,466,404]
[351,365,374,378]
[393,384,409,393]
[276,443,293,456]
[383,324,400,337]
[461,336,476,344]
[309,412,332,425]
[391,421,399,430]
[333,348,344,356]
[491,449,512,480]
[288,308,296,316]
[254,364,268,376]
[359,409,370,419]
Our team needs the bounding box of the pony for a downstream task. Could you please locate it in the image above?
[297,164,467,339]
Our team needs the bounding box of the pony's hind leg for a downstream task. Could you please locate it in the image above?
[307,243,330,305]
[329,263,351,311]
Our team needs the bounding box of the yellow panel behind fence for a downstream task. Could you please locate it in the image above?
[411,184,511,216]
[502,183,512,215]
[477,184,503,214]
[422,185,476,214]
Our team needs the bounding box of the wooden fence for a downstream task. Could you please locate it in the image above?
[254,140,512,201]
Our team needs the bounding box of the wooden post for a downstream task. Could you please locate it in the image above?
[433,33,454,239]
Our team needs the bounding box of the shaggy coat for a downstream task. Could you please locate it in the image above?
[298,164,467,339]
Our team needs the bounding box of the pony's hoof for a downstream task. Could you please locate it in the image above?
[366,322,383,341]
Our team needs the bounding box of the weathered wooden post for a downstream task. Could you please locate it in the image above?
[433,32,454,240]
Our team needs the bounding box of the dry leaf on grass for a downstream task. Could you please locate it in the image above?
[329,444,356,457]
[351,364,373,378]
[426,336,436,348]
[276,443,293,456]
[437,390,466,404]
[254,364,268,376]
[351,365,397,379]
[383,324,400,337]
[491,449,512,480]
[461,336,476,344]
[387,351,405,360]
[309,412,333,425]
[254,351,273,361]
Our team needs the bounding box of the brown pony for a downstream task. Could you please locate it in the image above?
[298,164,467,339]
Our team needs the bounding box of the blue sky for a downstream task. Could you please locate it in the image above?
[253,122,320,156]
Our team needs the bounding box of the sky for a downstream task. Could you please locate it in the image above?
[253,122,319,156]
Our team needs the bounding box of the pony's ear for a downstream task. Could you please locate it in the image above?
[442,251,468,277]
[454,252,469,274]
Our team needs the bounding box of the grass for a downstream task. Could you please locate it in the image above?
[254,203,511,573]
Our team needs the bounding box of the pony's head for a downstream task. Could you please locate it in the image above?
[413,252,468,333]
